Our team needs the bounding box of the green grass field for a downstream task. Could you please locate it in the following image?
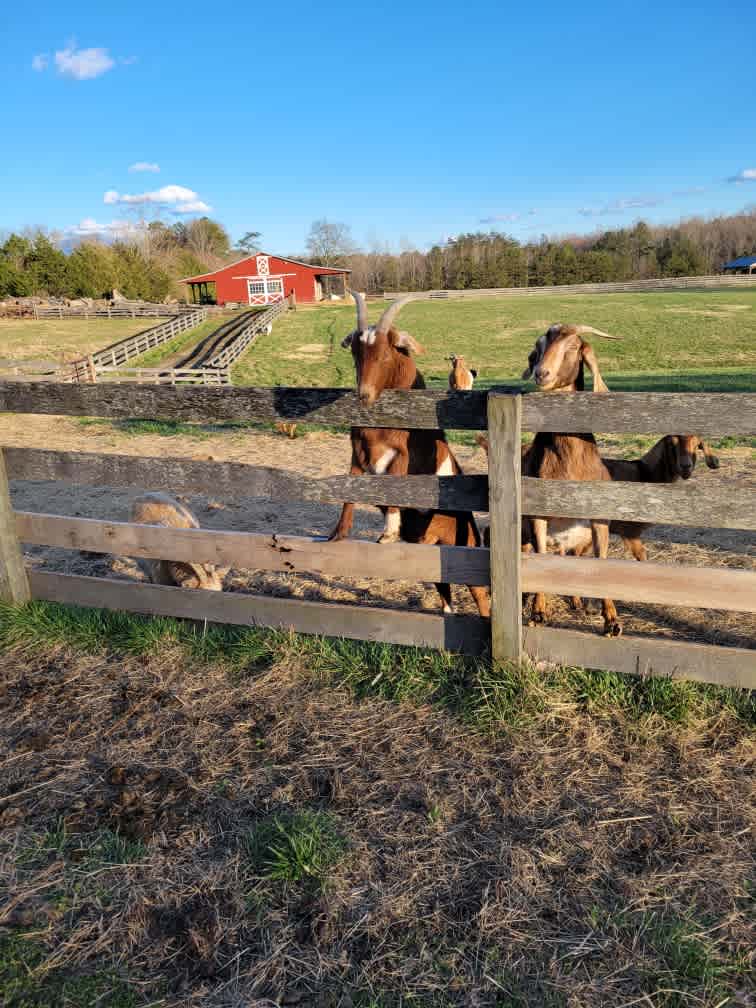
[0,317,148,362]
[230,290,756,392]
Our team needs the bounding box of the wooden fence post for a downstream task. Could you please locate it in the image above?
[0,448,30,603]
[487,392,522,664]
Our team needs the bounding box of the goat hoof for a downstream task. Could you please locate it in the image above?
[604,621,623,637]
[327,531,346,542]
[377,532,400,544]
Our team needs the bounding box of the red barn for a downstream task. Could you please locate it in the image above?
[182,253,350,306]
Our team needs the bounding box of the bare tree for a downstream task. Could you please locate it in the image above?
[306,219,357,266]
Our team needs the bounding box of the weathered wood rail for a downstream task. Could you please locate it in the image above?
[0,381,753,688]
[34,303,192,319]
[66,309,208,381]
[384,274,756,299]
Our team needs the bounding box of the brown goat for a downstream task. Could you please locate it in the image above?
[329,292,490,617]
[520,323,623,635]
[130,492,228,591]
[448,354,477,390]
[329,292,456,545]
[572,435,720,564]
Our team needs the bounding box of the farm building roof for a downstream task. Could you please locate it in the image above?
[181,253,351,284]
[722,255,756,269]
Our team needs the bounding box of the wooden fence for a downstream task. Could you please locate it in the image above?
[0,381,753,688]
[66,309,208,381]
[384,274,756,300]
[33,303,193,319]
[202,298,289,370]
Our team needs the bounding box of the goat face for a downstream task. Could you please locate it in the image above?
[342,292,422,406]
[522,323,618,392]
[665,435,719,480]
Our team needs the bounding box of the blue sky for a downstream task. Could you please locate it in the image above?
[2,0,755,253]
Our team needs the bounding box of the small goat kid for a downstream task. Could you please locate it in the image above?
[329,292,490,617]
[448,354,477,390]
[521,323,623,635]
[130,492,228,590]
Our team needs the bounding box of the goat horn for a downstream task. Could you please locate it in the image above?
[348,289,368,332]
[574,325,621,340]
[374,293,416,335]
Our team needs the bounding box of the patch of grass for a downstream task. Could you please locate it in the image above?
[1,601,753,731]
[243,810,346,883]
[586,907,750,1007]
[0,933,138,1008]
[0,317,147,361]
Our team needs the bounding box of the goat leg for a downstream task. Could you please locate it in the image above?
[591,520,622,637]
[528,517,549,625]
[328,460,363,541]
[377,452,409,544]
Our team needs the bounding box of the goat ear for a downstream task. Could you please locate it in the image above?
[699,440,720,469]
[391,330,424,354]
[470,369,478,379]
[341,331,355,349]
[581,341,609,393]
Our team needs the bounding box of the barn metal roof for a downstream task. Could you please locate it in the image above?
[722,255,756,269]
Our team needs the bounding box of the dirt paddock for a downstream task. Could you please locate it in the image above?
[3,414,753,650]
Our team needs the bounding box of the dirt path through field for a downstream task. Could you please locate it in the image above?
[2,414,754,649]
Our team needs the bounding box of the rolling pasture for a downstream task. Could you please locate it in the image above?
[231,289,756,392]
[0,289,754,1007]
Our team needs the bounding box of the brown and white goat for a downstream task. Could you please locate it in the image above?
[130,492,228,591]
[448,354,477,390]
[329,292,490,617]
[520,323,624,635]
[329,292,455,545]
[572,434,720,564]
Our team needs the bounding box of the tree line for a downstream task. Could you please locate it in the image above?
[340,210,756,293]
[2,208,755,302]
[0,218,232,302]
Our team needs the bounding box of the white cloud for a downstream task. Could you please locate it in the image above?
[578,196,664,217]
[128,161,160,173]
[65,217,145,238]
[54,45,115,80]
[32,53,48,71]
[729,168,756,183]
[172,200,211,213]
[479,208,538,225]
[103,183,211,214]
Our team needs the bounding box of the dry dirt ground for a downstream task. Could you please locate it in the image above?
[2,414,754,650]
[0,639,753,1006]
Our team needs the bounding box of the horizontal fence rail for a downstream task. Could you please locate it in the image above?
[0,383,753,687]
[5,449,754,531]
[90,367,230,386]
[34,303,190,319]
[384,274,756,299]
[30,571,490,656]
[0,383,754,437]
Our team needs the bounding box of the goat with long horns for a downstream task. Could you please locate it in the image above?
[328,292,490,618]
